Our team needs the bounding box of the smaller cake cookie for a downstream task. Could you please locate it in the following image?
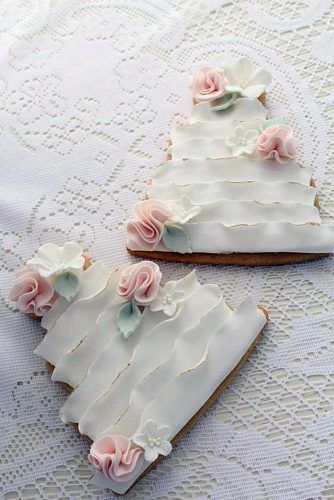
[10,242,268,494]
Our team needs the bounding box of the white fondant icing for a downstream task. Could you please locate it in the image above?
[135,298,266,437]
[101,297,232,438]
[189,98,267,124]
[91,297,267,495]
[51,267,126,387]
[34,267,118,366]
[140,222,334,253]
[152,158,312,186]
[60,271,200,424]
[41,262,110,331]
[78,283,222,440]
[166,199,321,226]
[148,181,316,206]
[171,120,260,144]
[51,299,123,388]
[33,261,268,494]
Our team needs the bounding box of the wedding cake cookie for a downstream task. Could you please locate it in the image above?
[126,58,334,265]
[10,242,268,493]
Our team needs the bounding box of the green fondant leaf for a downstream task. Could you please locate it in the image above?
[163,224,191,254]
[260,118,285,131]
[116,301,142,339]
[54,272,80,302]
[210,92,238,111]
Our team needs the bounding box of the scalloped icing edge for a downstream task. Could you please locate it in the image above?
[45,304,268,495]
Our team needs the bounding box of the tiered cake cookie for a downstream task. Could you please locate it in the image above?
[126,57,334,265]
[10,242,268,493]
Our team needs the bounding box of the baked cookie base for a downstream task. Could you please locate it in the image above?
[127,248,330,266]
[45,306,268,494]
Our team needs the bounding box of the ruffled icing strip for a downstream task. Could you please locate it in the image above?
[171,119,261,144]
[149,222,334,254]
[148,181,317,205]
[152,158,313,185]
[151,199,321,226]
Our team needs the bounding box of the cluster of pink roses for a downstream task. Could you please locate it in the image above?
[127,199,171,252]
[117,260,162,306]
[115,260,162,338]
[10,269,58,317]
[88,434,144,483]
[256,124,295,163]
[191,66,227,103]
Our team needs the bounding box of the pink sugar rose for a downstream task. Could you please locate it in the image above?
[191,66,226,103]
[9,268,57,316]
[126,199,171,251]
[118,261,162,306]
[256,125,296,163]
[88,435,145,483]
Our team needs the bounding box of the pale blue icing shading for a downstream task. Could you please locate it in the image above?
[260,117,285,131]
[116,301,142,339]
[163,224,191,253]
[210,91,238,111]
[54,272,80,302]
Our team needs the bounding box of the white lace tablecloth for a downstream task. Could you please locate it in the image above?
[1,1,334,498]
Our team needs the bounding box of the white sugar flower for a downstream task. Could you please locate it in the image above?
[224,57,272,99]
[133,420,172,463]
[150,280,186,316]
[226,125,258,157]
[167,196,201,224]
[27,242,85,278]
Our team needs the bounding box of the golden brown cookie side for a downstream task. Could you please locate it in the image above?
[127,248,330,266]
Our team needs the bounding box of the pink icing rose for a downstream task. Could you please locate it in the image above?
[88,435,145,483]
[9,269,57,317]
[256,125,296,163]
[118,261,162,306]
[192,66,226,103]
[126,199,171,251]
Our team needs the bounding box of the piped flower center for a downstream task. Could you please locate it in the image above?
[147,436,161,447]
[162,293,173,305]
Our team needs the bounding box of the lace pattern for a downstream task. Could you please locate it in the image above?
[1,0,334,498]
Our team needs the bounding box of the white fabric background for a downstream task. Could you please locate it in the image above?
[1,1,334,498]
